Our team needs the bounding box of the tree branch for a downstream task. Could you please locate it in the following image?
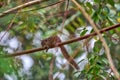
[0,0,48,17]
[17,0,65,13]
[1,23,120,57]
[71,0,120,79]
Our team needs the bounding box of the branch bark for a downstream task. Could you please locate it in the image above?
[1,23,120,57]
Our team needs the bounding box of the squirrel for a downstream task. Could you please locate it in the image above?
[41,36,79,70]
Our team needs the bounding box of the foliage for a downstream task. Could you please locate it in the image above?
[0,0,120,80]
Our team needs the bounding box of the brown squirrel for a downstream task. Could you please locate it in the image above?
[41,36,79,70]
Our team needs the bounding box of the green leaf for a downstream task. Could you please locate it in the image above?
[80,29,88,36]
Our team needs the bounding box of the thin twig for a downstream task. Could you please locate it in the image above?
[71,0,120,79]
[60,0,69,32]
[1,23,120,58]
[0,0,48,17]
[0,11,19,42]
[16,0,65,13]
